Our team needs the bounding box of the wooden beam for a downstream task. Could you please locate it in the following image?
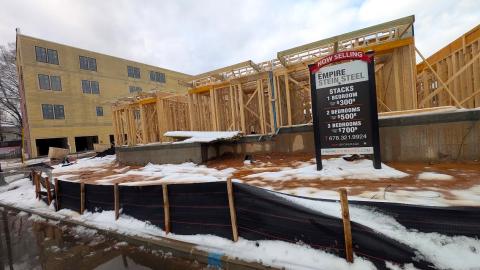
[162,184,170,234]
[80,183,85,214]
[45,177,52,205]
[285,73,292,125]
[114,183,119,220]
[227,179,238,242]
[339,188,353,263]
[238,84,246,133]
[54,178,59,211]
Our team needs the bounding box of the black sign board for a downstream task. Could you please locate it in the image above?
[308,51,381,170]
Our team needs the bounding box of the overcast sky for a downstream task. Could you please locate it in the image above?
[1,0,478,75]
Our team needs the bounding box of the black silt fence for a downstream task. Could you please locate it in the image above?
[57,180,81,213]
[85,184,114,212]
[168,182,232,239]
[233,183,432,270]
[119,185,165,228]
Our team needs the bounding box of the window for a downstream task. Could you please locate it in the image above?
[127,66,140,78]
[41,104,64,119]
[50,76,62,91]
[79,56,97,71]
[38,74,50,90]
[82,80,100,94]
[149,71,166,83]
[35,46,58,64]
[38,74,62,91]
[128,86,142,93]
[134,110,140,120]
[91,81,99,94]
[96,106,104,116]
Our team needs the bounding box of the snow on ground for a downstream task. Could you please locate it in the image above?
[245,158,409,181]
[164,131,240,143]
[118,163,236,185]
[417,172,454,181]
[52,155,116,174]
[279,192,480,270]
[0,178,378,270]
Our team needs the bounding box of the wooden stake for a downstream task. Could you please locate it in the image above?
[162,184,170,234]
[80,183,85,214]
[54,178,59,211]
[45,177,52,205]
[226,179,239,242]
[114,183,120,220]
[339,188,353,263]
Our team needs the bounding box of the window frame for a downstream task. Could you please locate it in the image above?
[96,106,104,117]
[50,76,62,91]
[79,56,97,71]
[127,66,141,78]
[35,46,47,63]
[38,74,51,90]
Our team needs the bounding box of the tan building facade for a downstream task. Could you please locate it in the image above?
[16,33,192,158]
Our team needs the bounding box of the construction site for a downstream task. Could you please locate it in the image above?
[2,14,480,270]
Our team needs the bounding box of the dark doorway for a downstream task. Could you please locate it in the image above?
[36,137,68,156]
[109,135,115,145]
[74,136,98,152]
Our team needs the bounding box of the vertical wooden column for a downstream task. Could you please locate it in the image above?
[34,172,39,199]
[80,183,85,214]
[284,73,292,126]
[339,188,353,263]
[54,178,59,211]
[114,183,120,220]
[226,179,239,242]
[238,84,246,133]
[267,76,275,133]
[257,80,266,134]
[209,88,218,131]
[188,94,195,131]
[162,184,170,234]
[139,104,148,144]
[229,85,236,130]
[45,177,52,205]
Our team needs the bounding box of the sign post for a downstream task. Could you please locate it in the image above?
[309,51,381,170]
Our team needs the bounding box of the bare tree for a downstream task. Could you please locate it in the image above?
[0,43,21,136]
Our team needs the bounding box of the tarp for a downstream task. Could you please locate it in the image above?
[56,180,80,213]
[85,184,114,212]
[119,185,165,228]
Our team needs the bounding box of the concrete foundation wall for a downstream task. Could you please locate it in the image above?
[117,110,480,165]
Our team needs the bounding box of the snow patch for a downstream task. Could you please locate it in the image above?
[246,158,409,181]
[164,131,240,143]
[417,172,454,181]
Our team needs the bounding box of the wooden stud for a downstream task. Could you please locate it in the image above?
[226,178,239,242]
[339,188,353,263]
[45,177,52,205]
[162,184,170,234]
[54,178,59,211]
[80,183,85,214]
[114,183,120,220]
[34,172,39,199]
[267,77,275,133]
[238,84,246,133]
[285,73,292,126]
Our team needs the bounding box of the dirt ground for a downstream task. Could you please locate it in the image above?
[52,152,480,204]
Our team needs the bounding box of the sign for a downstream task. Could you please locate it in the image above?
[309,51,381,170]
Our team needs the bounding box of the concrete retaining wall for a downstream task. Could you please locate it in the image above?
[116,110,480,165]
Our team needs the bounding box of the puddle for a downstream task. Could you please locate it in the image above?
[0,209,211,270]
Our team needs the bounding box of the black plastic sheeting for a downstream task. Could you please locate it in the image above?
[168,182,232,239]
[234,183,432,269]
[119,185,165,228]
[85,184,114,212]
[95,147,115,157]
[54,179,480,269]
[274,191,480,239]
[56,180,80,213]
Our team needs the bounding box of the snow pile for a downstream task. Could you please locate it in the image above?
[245,158,409,181]
[164,131,240,143]
[417,172,454,181]
[52,155,116,174]
[118,162,236,185]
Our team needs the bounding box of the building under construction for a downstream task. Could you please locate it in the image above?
[111,15,480,152]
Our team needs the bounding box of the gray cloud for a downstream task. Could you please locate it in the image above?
[1,0,478,74]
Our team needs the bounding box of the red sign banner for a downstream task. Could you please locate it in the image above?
[309,50,372,73]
